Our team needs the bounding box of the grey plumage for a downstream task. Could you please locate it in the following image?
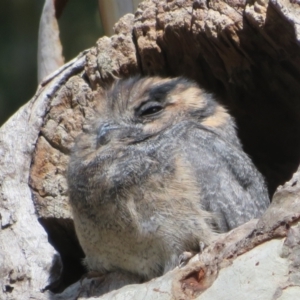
[68,76,269,286]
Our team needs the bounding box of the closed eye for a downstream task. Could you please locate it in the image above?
[141,105,162,116]
[137,101,163,117]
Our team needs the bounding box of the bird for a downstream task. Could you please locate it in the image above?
[67,76,270,290]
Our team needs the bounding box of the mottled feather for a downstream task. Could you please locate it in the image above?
[68,76,269,287]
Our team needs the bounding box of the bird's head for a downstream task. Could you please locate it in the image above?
[86,76,230,149]
[68,76,234,207]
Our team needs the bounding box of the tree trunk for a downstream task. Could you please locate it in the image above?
[1,0,300,299]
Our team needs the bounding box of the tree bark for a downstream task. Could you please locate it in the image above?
[1,0,300,299]
[38,0,65,83]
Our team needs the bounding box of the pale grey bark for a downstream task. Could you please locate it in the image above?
[38,0,65,83]
[0,54,86,300]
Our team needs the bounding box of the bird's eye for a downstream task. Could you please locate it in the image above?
[141,106,162,116]
[138,101,163,117]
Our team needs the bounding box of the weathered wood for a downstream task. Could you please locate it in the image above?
[0,54,86,299]
[38,0,65,83]
[1,0,300,299]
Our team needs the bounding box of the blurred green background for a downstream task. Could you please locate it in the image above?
[0,0,103,126]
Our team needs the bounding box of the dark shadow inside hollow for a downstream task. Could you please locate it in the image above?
[38,218,86,293]
[152,2,300,197]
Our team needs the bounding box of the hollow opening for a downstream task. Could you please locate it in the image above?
[35,2,300,294]
[38,218,86,293]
